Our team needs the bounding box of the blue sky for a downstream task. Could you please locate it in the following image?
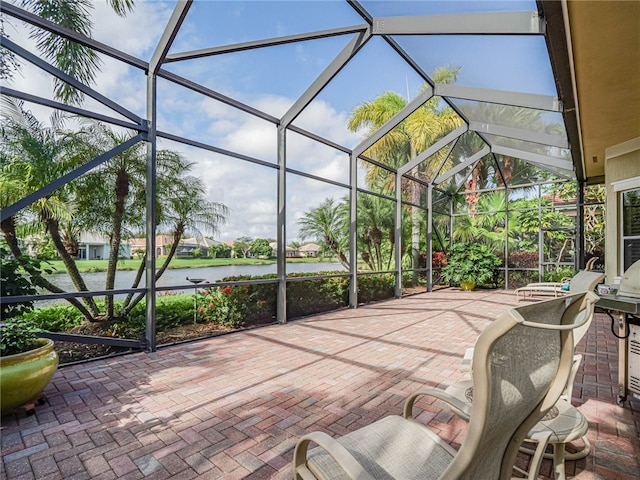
[5,0,560,243]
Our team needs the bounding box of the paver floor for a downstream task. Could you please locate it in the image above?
[1,290,639,479]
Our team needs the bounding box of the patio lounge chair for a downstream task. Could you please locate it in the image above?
[292,291,599,480]
[446,291,599,480]
[515,270,604,301]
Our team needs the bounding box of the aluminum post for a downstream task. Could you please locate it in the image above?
[349,153,358,308]
[394,174,402,298]
[427,183,433,292]
[277,125,287,323]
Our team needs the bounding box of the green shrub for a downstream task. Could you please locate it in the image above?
[441,243,502,287]
[22,270,402,337]
[23,305,84,331]
[0,318,41,355]
[219,275,277,325]
[286,274,348,318]
[544,266,577,282]
[126,295,195,335]
[358,273,395,303]
[1,245,53,320]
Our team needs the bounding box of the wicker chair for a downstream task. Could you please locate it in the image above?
[293,291,599,480]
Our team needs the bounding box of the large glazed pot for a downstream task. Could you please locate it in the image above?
[1,338,58,413]
[460,281,476,291]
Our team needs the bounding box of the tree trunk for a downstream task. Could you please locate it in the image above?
[118,253,146,315]
[465,164,481,216]
[122,226,184,314]
[1,217,95,321]
[46,218,100,317]
[105,169,130,318]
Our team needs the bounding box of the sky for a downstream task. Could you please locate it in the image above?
[2,0,560,243]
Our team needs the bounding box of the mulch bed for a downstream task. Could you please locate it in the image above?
[54,322,234,365]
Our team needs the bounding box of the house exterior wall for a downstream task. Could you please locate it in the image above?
[604,136,640,283]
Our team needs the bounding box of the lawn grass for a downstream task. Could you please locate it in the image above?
[45,256,330,273]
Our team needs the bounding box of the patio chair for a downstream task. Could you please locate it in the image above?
[515,270,604,301]
[446,292,598,480]
[292,291,599,480]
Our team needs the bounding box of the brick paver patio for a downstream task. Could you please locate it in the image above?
[1,290,639,479]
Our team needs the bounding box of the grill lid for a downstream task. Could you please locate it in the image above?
[619,260,640,299]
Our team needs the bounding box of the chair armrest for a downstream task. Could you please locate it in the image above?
[403,389,472,421]
[561,354,582,401]
[293,431,374,480]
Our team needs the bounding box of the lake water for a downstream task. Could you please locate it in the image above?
[43,262,346,299]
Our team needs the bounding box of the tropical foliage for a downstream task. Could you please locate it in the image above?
[440,243,501,286]
[4,0,135,105]
[0,99,228,322]
[348,67,463,270]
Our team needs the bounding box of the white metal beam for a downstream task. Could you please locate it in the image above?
[435,84,562,112]
[372,11,545,35]
[492,145,574,171]
[469,121,569,149]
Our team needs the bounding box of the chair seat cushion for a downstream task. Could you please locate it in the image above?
[527,398,589,443]
[445,382,589,445]
[306,415,456,480]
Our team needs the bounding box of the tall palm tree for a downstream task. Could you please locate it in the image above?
[74,122,216,319]
[348,67,463,273]
[299,197,350,269]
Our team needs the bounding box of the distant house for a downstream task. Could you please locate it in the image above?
[222,240,237,258]
[299,242,322,258]
[177,237,217,257]
[78,232,131,260]
[129,236,217,258]
[128,235,174,258]
[269,242,300,257]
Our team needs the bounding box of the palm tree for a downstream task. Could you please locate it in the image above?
[119,175,229,316]
[0,97,98,319]
[299,197,349,269]
[8,0,135,105]
[348,67,463,271]
[456,102,562,214]
[73,121,228,319]
[357,191,397,271]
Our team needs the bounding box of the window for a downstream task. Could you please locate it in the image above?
[621,188,640,271]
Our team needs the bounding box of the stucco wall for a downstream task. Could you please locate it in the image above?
[604,137,640,283]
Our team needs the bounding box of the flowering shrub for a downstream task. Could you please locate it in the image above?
[219,275,277,325]
[432,251,447,268]
[199,286,243,328]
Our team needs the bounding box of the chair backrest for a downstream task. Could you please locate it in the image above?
[569,270,604,294]
[441,291,598,480]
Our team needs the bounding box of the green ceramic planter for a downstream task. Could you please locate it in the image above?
[1,338,58,413]
[460,281,476,291]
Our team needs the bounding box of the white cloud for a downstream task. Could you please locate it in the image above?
[2,2,365,244]
[91,2,174,59]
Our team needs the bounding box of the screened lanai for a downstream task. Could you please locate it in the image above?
[0,0,635,356]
